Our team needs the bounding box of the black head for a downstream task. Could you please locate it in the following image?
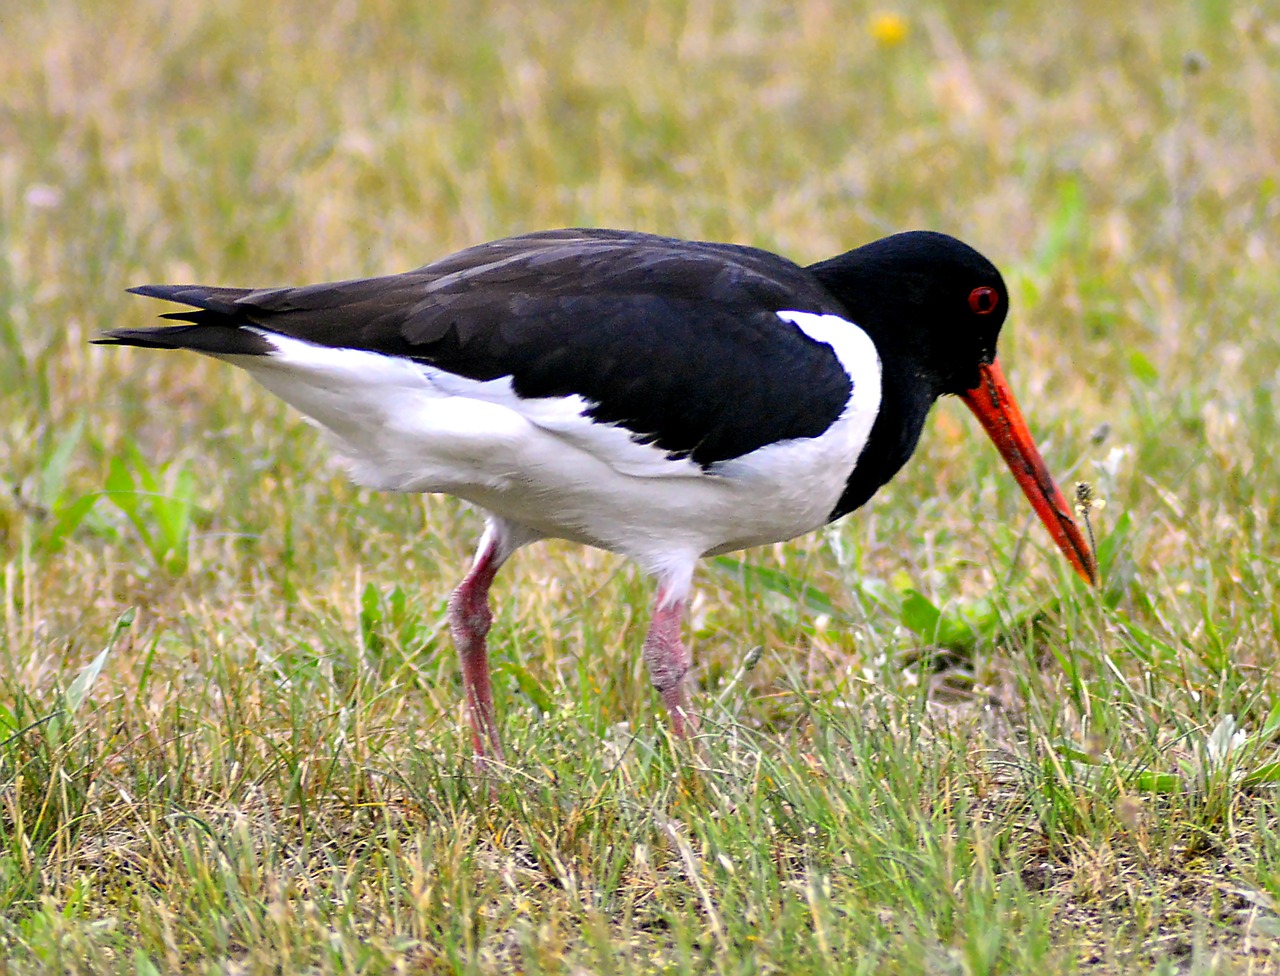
[807,230,1008,396]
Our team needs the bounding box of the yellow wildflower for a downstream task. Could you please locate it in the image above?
[869,11,909,47]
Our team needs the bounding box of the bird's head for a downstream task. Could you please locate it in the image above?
[818,229,1008,395]
[810,230,1098,587]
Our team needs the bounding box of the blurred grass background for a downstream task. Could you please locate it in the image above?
[2,0,1280,972]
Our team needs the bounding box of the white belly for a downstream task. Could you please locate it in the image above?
[224,319,880,575]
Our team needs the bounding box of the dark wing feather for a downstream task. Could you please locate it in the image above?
[105,229,857,466]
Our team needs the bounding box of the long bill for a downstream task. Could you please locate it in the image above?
[959,358,1099,586]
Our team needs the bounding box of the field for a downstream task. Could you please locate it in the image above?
[3,1,1280,972]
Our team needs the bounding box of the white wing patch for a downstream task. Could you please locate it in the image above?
[775,310,881,386]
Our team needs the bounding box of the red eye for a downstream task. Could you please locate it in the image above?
[968,286,999,315]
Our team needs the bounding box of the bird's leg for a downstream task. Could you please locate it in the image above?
[642,585,696,737]
[448,529,506,762]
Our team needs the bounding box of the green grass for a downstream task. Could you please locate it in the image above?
[2,0,1279,971]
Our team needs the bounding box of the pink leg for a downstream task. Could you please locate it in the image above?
[448,529,507,762]
[642,587,696,737]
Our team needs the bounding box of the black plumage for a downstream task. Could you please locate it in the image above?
[103,229,859,468]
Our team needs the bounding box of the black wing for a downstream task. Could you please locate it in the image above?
[103,229,856,466]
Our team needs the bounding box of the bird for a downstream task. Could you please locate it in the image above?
[96,227,1098,760]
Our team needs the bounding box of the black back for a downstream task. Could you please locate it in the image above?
[110,230,857,467]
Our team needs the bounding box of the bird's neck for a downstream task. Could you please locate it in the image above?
[807,256,943,521]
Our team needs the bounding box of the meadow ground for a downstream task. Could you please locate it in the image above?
[2,1,1279,972]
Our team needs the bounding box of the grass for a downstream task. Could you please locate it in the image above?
[2,0,1279,971]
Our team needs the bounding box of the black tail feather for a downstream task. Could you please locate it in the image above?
[97,285,274,355]
[93,324,274,355]
[125,284,255,315]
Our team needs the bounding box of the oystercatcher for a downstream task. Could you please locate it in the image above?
[97,228,1097,759]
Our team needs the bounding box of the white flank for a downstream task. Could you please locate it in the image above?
[217,316,880,577]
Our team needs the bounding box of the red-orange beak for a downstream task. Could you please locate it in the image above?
[959,358,1099,586]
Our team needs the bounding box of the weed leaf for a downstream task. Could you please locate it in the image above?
[66,608,134,717]
[710,556,843,618]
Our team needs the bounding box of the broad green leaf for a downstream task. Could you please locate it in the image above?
[1243,762,1280,786]
[38,417,85,508]
[1260,700,1280,741]
[710,556,843,619]
[1127,351,1159,386]
[1130,771,1185,793]
[41,492,101,554]
[499,660,554,714]
[1052,742,1099,765]
[899,590,976,648]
